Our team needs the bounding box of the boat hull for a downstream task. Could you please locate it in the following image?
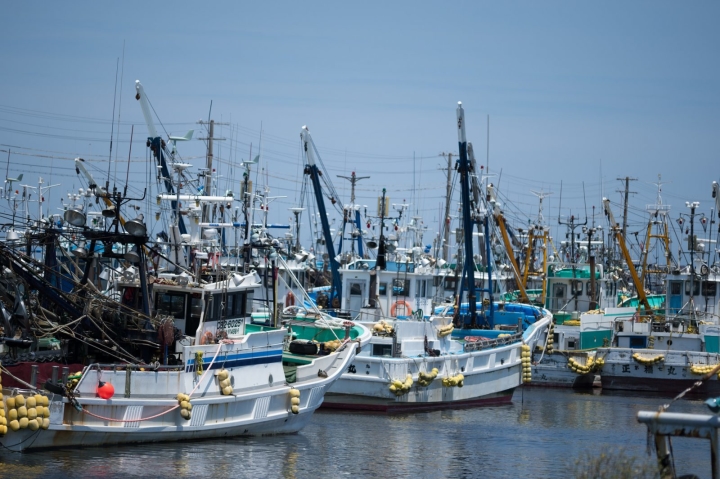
[322,389,514,412]
[529,352,598,389]
[323,317,550,412]
[598,347,720,394]
[0,410,315,452]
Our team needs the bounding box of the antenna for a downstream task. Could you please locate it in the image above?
[108,57,119,182]
[557,181,563,224]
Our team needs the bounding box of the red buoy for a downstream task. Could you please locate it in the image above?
[97,381,115,399]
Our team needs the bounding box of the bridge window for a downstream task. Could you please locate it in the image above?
[702,282,717,297]
[156,292,186,319]
[392,279,410,296]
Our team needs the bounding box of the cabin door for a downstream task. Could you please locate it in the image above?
[669,281,683,314]
[550,283,566,312]
[347,280,366,317]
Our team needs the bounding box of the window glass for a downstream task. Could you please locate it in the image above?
[392,279,410,296]
[379,283,387,296]
[685,281,700,296]
[702,281,717,297]
[670,282,682,295]
[350,283,363,295]
[156,293,186,319]
[226,294,234,317]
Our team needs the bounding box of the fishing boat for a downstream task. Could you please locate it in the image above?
[0,90,372,450]
[597,193,720,394]
[0,193,371,451]
[318,104,551,411]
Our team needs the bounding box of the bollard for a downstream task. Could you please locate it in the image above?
[61,367,69,386]
[51,365,59,384]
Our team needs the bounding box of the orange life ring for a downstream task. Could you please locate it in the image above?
[390,300,413,317]
[199,331,214,345]
[285,291,295,307]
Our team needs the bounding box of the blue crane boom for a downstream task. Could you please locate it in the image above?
[301,126,342,305]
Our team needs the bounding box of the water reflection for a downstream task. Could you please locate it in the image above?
[0,388,713,479]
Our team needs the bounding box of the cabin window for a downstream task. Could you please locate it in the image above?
[392,279,410,296]
[571,280,583,296]
[685,281,700,296]
[155,292,187,319]
[433,276,442,287]
[379,282,388,296]
[185,295,203,336]
[670,282,682,295]
[226,294,234,317]
[629,336,646,348]
[212,296,222,320]
[245,292,253,314]
[567,340,576,349]
[702,282,717,297]
[372,344,392,357]
[444,277,457,292]
[350,283,363,295]
[417,279,428,297]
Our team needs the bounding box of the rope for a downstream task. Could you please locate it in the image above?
[79,341,227,423]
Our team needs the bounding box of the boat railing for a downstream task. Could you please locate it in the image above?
[83,362,185,373]
[463,331,523,352]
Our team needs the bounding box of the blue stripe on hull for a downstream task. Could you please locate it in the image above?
[185,350,282,373]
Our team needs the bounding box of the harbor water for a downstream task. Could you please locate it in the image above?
[0,387,713,479]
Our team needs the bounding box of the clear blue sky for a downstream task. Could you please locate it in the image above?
[1,1,718,252]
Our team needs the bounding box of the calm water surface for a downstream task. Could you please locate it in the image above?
[0,388,713,479]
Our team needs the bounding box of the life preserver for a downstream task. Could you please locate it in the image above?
[390,300,413,317]
[199,331,214,345]
[285,291,295,307]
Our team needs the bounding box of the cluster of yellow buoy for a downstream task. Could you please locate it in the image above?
[563,320,581,327]
[689,364,720,376]
[632,353,664,365]
[521,344,532,383]
[437,323,454,338]
[389,374,413,396]
[322,339,343,352]
[67,371,83,390]
[4,393,50,433]
[441,373,464,388]
[289,388,300,414]
[418,368,439,387]
[545,324,555,353]
[217,369,233,396]
[372,320,394,335]
[567,356,604,374]
[176,393,193,420]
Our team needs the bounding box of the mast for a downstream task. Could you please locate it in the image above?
[456,102,478,326]
[440,152,453,263]
[338,171,369,257]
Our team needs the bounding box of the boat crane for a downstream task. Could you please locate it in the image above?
[301,126,342,305]
[603,197,653,313]
[135,80,188,235]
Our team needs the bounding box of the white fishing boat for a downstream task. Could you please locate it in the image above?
[321,103,552,411]
[597,192,720,394]
[0,268,370,452]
